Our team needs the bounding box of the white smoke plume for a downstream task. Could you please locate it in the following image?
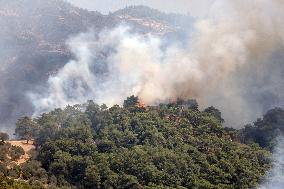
[29,0,284,127]
[259,136,284,189]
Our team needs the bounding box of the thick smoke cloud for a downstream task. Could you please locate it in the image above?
[29,0,284,128]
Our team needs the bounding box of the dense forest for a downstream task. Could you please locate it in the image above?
[1,96,282,189]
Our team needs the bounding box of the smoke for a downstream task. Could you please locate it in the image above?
[259,136,284,189]
[0,0,117,134]
[29,0,284,127]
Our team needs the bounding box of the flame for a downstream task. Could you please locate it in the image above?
[136,99,146,108]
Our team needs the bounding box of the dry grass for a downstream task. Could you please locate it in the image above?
[7,140,35,165]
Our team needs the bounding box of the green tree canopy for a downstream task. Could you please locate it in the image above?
[3,97,275,188]
[15,117,39,144]
[203,106,224,123]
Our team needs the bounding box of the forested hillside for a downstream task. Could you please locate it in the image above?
[241,108,284,151]
[0,96,275,189]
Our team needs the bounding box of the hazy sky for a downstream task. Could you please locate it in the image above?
[64,0,214,17]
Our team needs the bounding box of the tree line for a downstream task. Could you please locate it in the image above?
[1,96,282,188]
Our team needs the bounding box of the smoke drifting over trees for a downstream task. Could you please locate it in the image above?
[0,0,110,133]
[30,0,284,128]
[0,0,192,133]
[0,0,283,130]
[259,136,284,189]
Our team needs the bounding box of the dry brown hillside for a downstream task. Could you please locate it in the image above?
[7,140,35,165]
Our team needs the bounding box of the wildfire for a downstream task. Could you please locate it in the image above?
[136,99,146,108]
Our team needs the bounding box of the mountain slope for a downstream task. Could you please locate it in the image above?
[112,5,194,38]
[0,0,117,132]
[0,0,189,133]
